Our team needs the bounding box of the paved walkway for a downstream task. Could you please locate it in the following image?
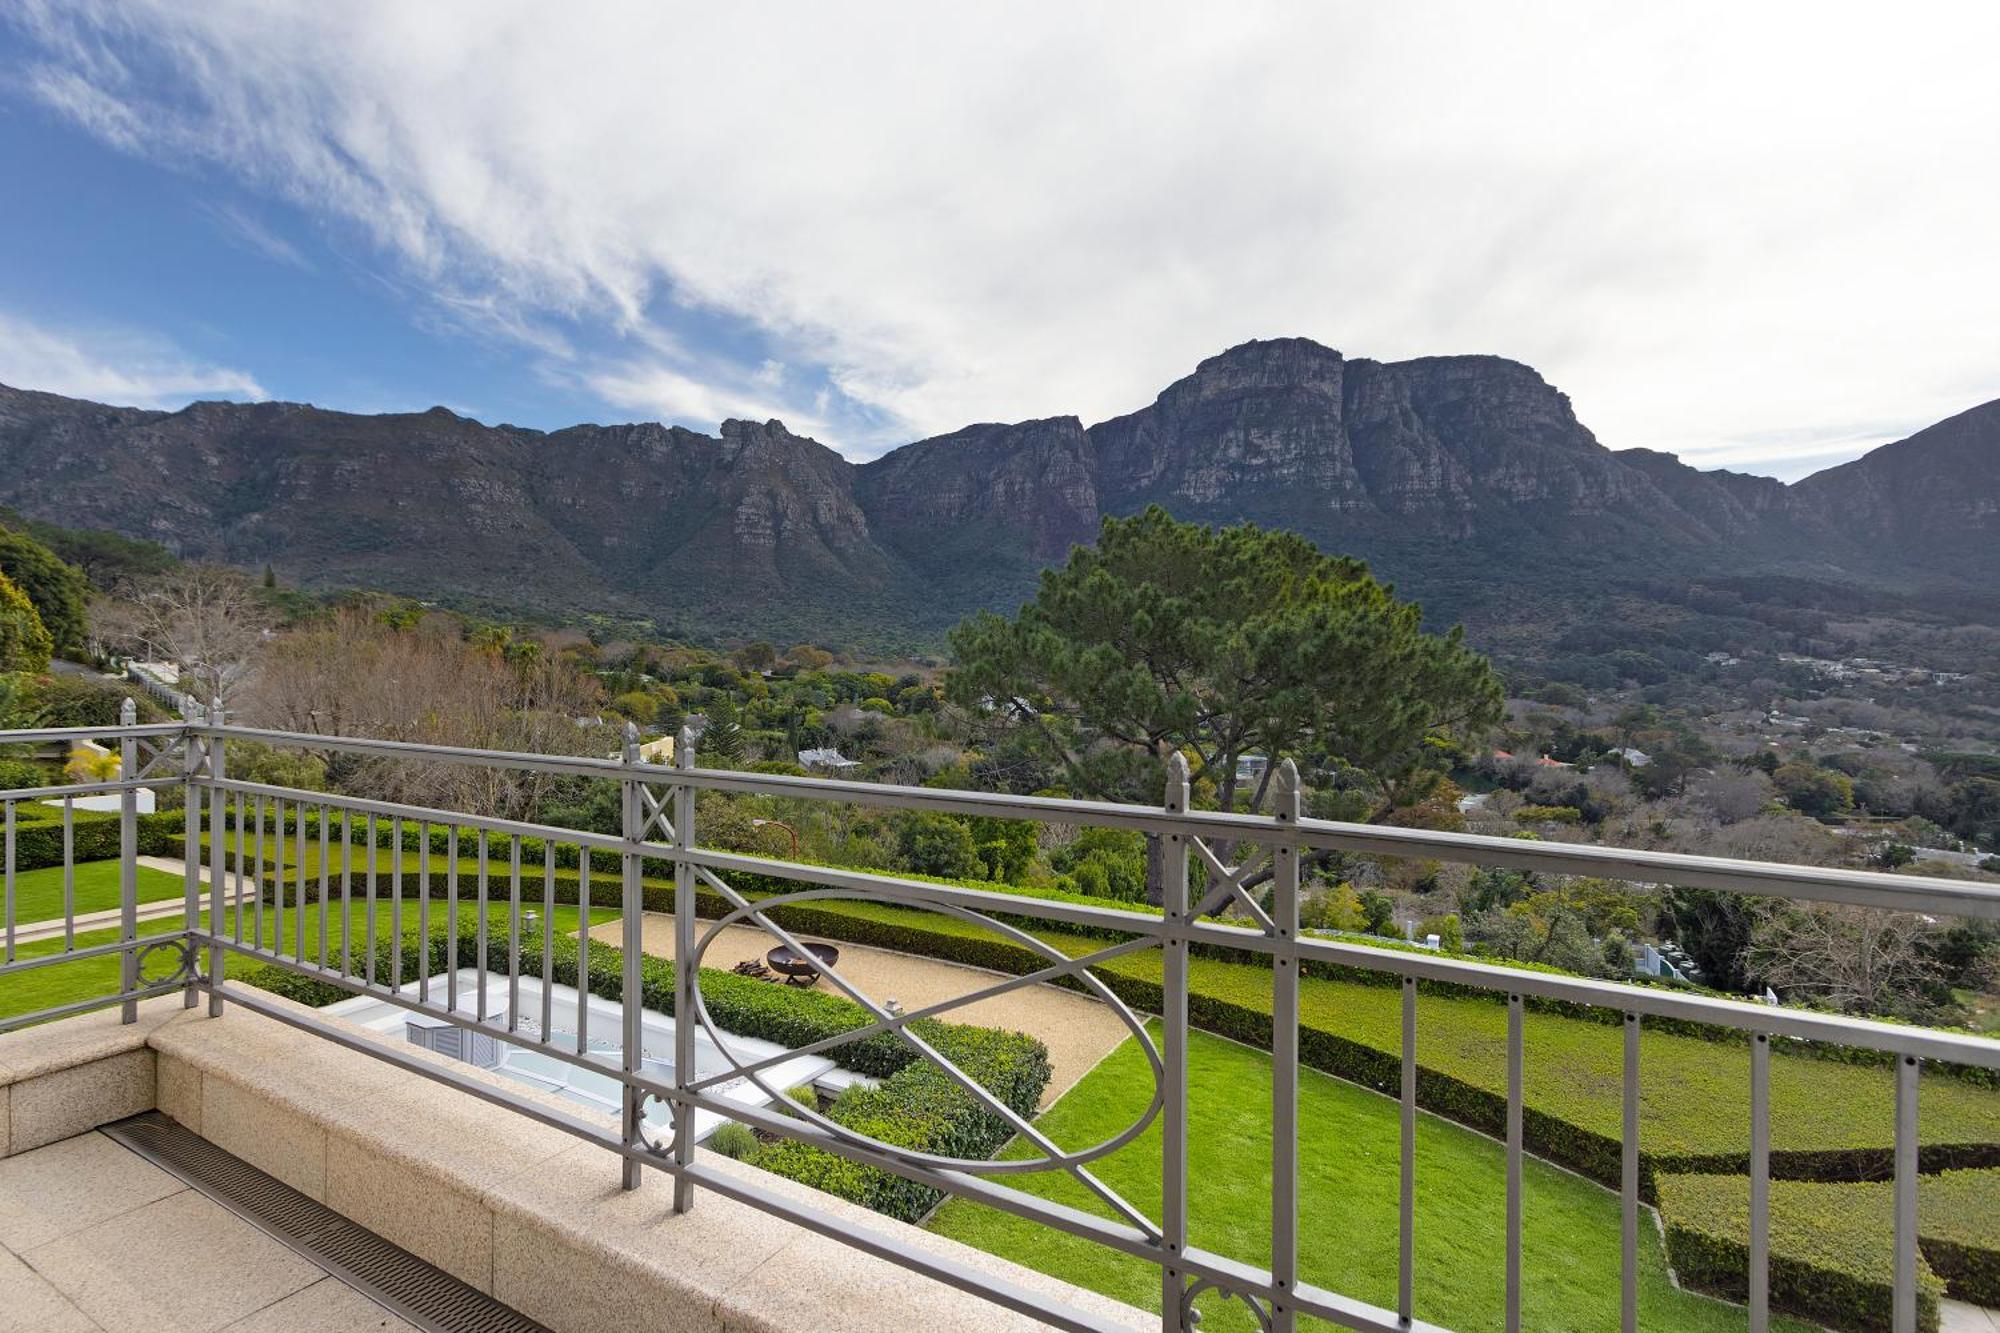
[6,859,247,948]
[1948,1300,2000,1332]
[590,912,1132,1108]
[0,1130,412,1332]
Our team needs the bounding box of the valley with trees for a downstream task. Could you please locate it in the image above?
[0,393,1995,1333]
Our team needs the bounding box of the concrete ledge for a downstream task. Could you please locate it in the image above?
[1,998,1147,1330]
[0,999,188,1157]
[145,998,1149,1332]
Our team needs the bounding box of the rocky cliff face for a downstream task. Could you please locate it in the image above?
[0,338,1992,645]
[1789,398,2000,571]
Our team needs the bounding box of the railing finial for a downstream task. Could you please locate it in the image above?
[621,719,640,763]
[119,696,137,725]
[1275,757,1301,823]
[1164,750,1190,813]
[676,722,696,770]
[209,696,224,726]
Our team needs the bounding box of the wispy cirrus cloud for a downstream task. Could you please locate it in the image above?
[8,2,2000,470]
[0,308,264,406]
[200,201,314,271]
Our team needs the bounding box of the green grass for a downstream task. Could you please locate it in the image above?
[178,823,2000,1160]
[2,862,188,924]
[930,1026,1816,1333]
[0,896,618,1021]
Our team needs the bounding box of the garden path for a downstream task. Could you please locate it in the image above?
[589,912,1130,1107]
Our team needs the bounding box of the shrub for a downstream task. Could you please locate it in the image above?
[8,806,180,868]
[1515,804,1582,824]
[1655,1168,1999,1312]
[0,757,51,790]
[751,1017,1052,1222]
[1418,911,1464,952]
[30,675,162,727]
[705,1121,759,1161]
[241,963,355,1008]
[0,570,51,673]
[895,811,979,878]
[1921,1169,2000,1306]
[1657,1171,1947,1332]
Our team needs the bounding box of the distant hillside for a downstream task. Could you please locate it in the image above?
[0,338,1993,650]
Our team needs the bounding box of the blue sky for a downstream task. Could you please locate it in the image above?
[2,4,1997,477]
[0,39,854,437]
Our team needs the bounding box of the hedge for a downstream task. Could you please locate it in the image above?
[750,1019,1053,1222]
[1657,1172,1950,1333]
[178,820,1999,1078]
[242,921,1051,1225]
[1657,1168,2000,1318]
[1922,1169,2000,1307]
[189,827,2000,1197]
[5,805,180,870]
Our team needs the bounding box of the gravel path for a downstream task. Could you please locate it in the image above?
[590,912,1132,1107]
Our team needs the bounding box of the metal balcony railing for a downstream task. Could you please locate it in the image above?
[1,700,1996,1333]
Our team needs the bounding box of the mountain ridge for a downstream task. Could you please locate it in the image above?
[2,337,1994,648]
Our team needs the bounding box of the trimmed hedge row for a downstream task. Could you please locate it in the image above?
[1658,1168,2000,1315]
[193,830,2000,1197]
[178,822,1999,1085]
[6,805,180,870]
[242,920,1052,1226]
[750,1022,1053,1222]
[1921,1169,2000,1308]
[1657,1171,1961,1332]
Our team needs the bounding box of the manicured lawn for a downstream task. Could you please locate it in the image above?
[664,887,2000,1162]
[183,824,632,898]
[3,862,188,925]
[929,1025,1815,1333]
[177,825,2000,1161]
[0,897,618,1021]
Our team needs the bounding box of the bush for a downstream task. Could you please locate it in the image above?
[895,811,979,878]
[1922,1169,2000,1307]
[1655,1168,2000,1312]
[7,806,180,868]
[0,570,51,673]
[0,756,51,790]
[751,1017,1052,1222]
[1418,911,1463,952]
[241,963,355,1008]
[1657,1171,1948,1332]
[29,675,162,727]
[1514,804,1582,824]
[705,1121,758,1161]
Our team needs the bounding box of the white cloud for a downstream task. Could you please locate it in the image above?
[588,362,797,436]
[200,201,314,271]
[0,309,265,406]
[11,2,2000,472]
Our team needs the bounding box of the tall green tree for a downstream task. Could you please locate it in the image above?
[0,527,90,656]
[0,570,53,673]
[946,507,1503,820]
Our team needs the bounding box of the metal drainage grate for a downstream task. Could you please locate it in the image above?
[101,1112,549,1333]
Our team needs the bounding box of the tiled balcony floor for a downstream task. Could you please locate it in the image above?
[0,1130,413,1333]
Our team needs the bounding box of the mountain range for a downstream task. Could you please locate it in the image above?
[2,338,1995,652]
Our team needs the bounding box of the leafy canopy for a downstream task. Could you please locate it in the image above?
[0,569,52,674]
[946,507,1502,815]
[0,526,90,656]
